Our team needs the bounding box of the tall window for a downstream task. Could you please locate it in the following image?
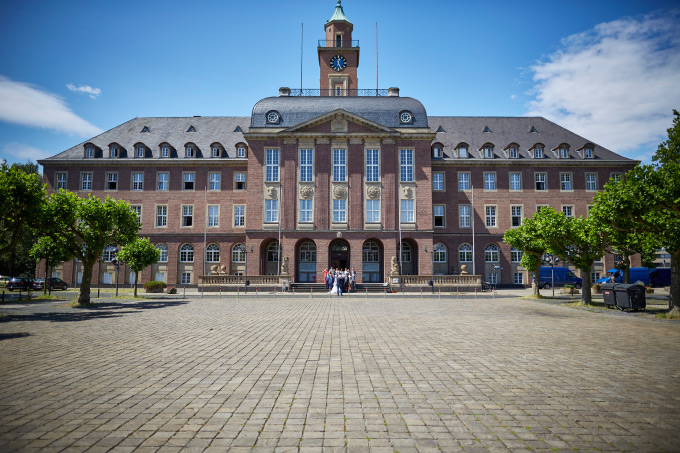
[206,244,220,262]
[458,146,467,158]
[102,245,117,262]
[509,147,518,158]
[156,244,168,262]
[157,172,169,191]
[56,172,67,190]
[235,172,246,190]
[459,243,472,262]
[234,205,245,227]
[161,146,169,158]
[514,273,524,285]
[400,199,414,223]
[182,205,193,227]
[209,172,220,190]
[266,149,279,182]
[183,172,195,190]
[432,145,442,159]
[212,147,220,158]
[366,149,379,182]
[586,173,597,191]
[484,172,496,190]
[131,205,142,225]
[265,199,278,222]
[332,149,346,182]
[300,199,313,223]
[106,172,118,190]
[109,147,117,158]
[459,205,471,228]
[181,273,191,284]
[81,172,92,191]
[511,206,522,227]
[156,205,167,227]
[180,244,194,262]
[433,243,447,263]
[611,172,623,183]
[458,172,470,191]
[237,147,246,158]
[511,248,523,262]
[132,172,144,191]
[366,199,380,223]
[534,147,543,158]
[300,149,313,182]
[136,146,144,158]
[434,205,445,227]
[400,149,413,182]
[186,146,194,158]
[208,206,219,227]
[535,173,547,191]
[560,147,569,159]
[562,206,574,217]
[484,146,493,158]
[332,199,346,222]
[485,244,499,262]
[86,147,94,158]
[433,172,444,191]
[232,244,246,263]
[585,147,593,159]
[398,242,411,262]
[560,173,572,191]
[485,206,497,227]
[510,172,521,191]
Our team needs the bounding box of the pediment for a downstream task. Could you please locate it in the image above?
[283,109,395,134]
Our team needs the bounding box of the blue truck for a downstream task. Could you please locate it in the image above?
[597,267,651,286]
[538,266,583,289]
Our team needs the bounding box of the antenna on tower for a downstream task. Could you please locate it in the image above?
[300,23,304,92]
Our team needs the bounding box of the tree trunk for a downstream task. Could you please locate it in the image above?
[134,271,139,298]
[77,260,94,306]
[533,262,541,296]
[43,260,48,295]
[670,250,679,313]
[623,256,631,284]
[581,269,592,305]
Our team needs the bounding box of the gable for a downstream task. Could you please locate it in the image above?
[283,109,395,134]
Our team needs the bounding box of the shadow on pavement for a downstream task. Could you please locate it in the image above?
[0,332,32,340]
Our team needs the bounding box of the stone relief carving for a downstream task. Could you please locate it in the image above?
[299,185,314,199]
[402,186,413,199]
[267,186,278,199]
[366,185,380,199]
[331,113,348,132]
[333,185,347,199]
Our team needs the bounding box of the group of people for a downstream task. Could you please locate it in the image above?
[324,268,356,296]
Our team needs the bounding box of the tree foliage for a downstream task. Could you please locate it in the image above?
[39,191,139,305]
[30,236,73,294]
[503,218,547,296]
[118,237,160,297]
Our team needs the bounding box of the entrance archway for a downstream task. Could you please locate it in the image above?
[262,240,280,275]
[397,240,418,275]
[362,239,383,282]
[329,239,350,270]
[297,240,317,282]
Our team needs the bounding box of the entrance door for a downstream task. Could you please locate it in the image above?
[330,240,350,270]
[362,240,382,282]
[298,241,317,282]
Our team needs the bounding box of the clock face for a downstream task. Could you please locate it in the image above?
[329,55,347,72]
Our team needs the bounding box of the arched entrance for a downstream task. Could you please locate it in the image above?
[262,240,280,275]
[329,239,350,270]
[397,240,418,275]
[362,240,383,282]
[297,240,317,282]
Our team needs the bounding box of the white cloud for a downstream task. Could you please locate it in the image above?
[0,76,103,136]
[3,142,51,163]
[66,83,101,99]
[526,11,680,157]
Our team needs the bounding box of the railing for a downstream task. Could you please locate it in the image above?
[289,88,389,97]
[398,275,482,287]
[199,275,284,286]
[318,39,359,48]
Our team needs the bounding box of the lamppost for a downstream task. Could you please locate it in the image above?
[425,245,434,293]
[542,253,559,297]
[493,265,502,290]
[111,251,121,297]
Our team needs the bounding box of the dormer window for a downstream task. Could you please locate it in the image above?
[399,111,413,124]
[458,146,467,158]
[483,146,493,159]
[534,147,543,159]
[161,146,169,158]
[432,144,442,159]
[559,147,569,159]
[509,147,518,159]
[585,147,593,159]
[187,125,196,132]
[212,147,220,158]
[85,147,93,158]
[136,146,144,158]
[110,147,117,158]
[266,111,280,124]
[237,146,246,158]
[186,147,194,158]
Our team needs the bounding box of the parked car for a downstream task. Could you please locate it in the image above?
[597,268,650,285]
[0,276,9,287]
[33,277,69,291]
[6,277,36,291]
[649,268,671,287]
[538,266,582,289]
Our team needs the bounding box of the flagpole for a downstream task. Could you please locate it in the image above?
[278,182,282,275]
[471,184,476,276]
[399,208,403,276]
[203,185,207,277]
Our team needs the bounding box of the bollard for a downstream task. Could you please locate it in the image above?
[310,287,313,299]
[274,288,277,299]
[219,286,222,299]
[365,288,368,299]
[420,288,423,299]
[237,287,239,300]
[439,287,441,299]
[384,287,386,298]
[256,288,259,298]
[183,287,186,297]
[98,287,100,298]
[474,288,477,299]
[493,287,496,298]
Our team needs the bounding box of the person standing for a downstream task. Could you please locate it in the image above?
[337,273,344,296]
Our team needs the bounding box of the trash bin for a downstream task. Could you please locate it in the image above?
[601,283,618,308]
[613,284,646,311]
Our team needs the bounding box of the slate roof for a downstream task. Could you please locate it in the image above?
[44,116,250,161]
[251,96,429,129]
[429,116,633,161]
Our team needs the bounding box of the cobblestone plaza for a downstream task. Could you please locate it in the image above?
[1,295,679,452]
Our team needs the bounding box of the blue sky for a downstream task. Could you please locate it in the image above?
[1,0,678,168]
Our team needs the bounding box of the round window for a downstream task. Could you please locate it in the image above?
[266,111,280,124]
[399,111,413,124]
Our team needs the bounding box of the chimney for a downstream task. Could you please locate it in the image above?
[279,87,291,96]
[388,87,400,97]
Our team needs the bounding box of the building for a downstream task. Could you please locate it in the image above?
[38,1,637,289]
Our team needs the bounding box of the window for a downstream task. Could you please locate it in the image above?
[56,172,67,190]
[433,172,444,191]
[458,146,467,158]
[106,172,118,191]
[586,173,597,191]
[234,205,245,227]
[182,205,193,227]
[81,172,92,191]
[157,172,169,191]
[514,273,523,285]
[400,149,413,182]
[103,272,113,284]
[181,272,191,285]
[585,147,593,159]
[333,199,346,223]
[459,243,472,262]
[432,145,442,159]
[485,244,499,262]
[267,242,280,263]
[209,172,220,191]
[235,172,246,190]
[434,205,445,227]
[510,172,521,191]
[109,147,117,158]
[400,199,414,223]
[131,205,142,225]
[102,245,117,262]
[300,199,313,223]
[232,244,246,263]
[611,172,623,183]
[183,172,195,190]
[511,247,523,262]
[534,147,543,158]
[208,206,219,227]
[212,147,220,158]
[265,199,278,222]
[132,172,144,191]
[459,205,471,228]
[86,147,93,158]
[560,173,572,191]
[511,206,522,227]
[537,205,548,213]
[535,172,547,191]
[433,243,447,263]
[156,244,168,262]
[300,149,313,182]
[332,149,346,182]
[266,149,279,182]
[485,206,497,227]
[398,242,411,263]
[562,206,574,218]
[156,205,167,227]
[206,244,220,262]
[591,272,600,282]
[366,199,380,223]
[509,147,518,159]
[186,146,194,158]
[161,146,169,158]
[483,146,493,158]
[458,172,470,191]
[484,172,496,191]
[237,147,246,158]
[136,146,144,158]
[180,244,194,262]
[366,149,379,182]
[560,147,569,159]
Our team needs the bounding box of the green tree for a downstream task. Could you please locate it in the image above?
[117,237,160,297]
[533,208,605,304]
[30,236,73,294]
[503,217,547,296]
[592,110,680,312]
[39,191,139,306]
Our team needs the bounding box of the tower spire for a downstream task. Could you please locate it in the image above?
[327,0,351,24]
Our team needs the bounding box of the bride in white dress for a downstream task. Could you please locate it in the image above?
[329,275,340,295]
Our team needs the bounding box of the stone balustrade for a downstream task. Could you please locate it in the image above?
[396,274,482,287]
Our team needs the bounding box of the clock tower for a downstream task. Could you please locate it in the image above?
[318,0,360,96]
